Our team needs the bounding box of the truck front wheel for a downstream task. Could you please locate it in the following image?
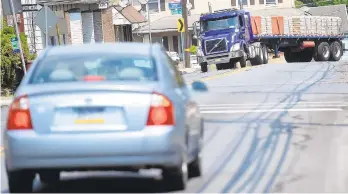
[250,46,263,66]
[239,53,247,68]
[262,44,269,64]
[200,62,208,73]
[216,63,223,70]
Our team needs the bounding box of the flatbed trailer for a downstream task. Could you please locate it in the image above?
[193,8,346,73]
[254,34,346,62]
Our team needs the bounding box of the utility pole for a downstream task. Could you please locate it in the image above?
[181,0,190,68]
[239,0,243,9]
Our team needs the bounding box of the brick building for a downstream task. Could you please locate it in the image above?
[23,0,116,53]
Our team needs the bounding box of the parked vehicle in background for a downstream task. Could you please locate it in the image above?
[193,8,345,73]
[166,51,181,63]
[4,43,208,193]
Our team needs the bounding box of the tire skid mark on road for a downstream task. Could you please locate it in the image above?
[195,66,298,193]
[196,63,333,193]
[223,63,333,193]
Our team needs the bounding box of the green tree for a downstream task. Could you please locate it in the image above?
[295,0,348,7]
[1,19,35,95]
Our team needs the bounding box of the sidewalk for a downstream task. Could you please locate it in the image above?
[0,97,13,106]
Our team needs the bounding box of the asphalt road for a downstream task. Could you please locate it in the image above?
[1,56,348,193]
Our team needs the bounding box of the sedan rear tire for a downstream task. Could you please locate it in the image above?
[7,170,35,193]
[188,154,202,178]
[163,161,188,191]
[39,171,60,184]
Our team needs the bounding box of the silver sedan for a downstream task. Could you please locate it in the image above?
[4,43,208,193]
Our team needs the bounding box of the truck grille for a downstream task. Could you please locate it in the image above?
[205,38,228,54]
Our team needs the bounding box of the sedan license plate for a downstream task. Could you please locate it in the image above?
[52,107,126,131]
[74,107,104,124]
[215,58,221,62]
[74,118,104,124]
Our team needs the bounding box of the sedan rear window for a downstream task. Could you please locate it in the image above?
[29,54,158,84]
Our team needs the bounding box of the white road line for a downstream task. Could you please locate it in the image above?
[199,104,347,110]
[199,101,346,107]
[201,108,343,114]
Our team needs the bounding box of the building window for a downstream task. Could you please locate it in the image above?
[259,0,278,5]
[189,0,195,9]
[163,36,169,50]
[265,0,277,5]
[173,36,179,53]
[148,0,159,13]
[232,0,252,7]
[136,0,165,14]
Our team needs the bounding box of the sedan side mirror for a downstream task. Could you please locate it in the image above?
[191,81,208,92]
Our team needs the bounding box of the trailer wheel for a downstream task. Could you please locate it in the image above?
[200,62,208,73]
[329,41,343,61]
[262,44,269,64]
[316,42,330,61]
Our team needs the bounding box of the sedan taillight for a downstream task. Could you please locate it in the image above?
[7,95,33,130]
[146,92,175,126]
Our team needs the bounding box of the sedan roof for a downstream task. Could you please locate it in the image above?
[46,43,157,57]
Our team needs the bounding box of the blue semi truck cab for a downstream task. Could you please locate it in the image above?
[193,8,268,73]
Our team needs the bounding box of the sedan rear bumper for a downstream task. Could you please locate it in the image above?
[5,126,184,171]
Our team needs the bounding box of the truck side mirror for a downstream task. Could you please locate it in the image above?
[193,22,198,35]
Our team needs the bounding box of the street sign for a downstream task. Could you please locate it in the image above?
[177,18,185,32]
[168,2,181,9]
[98,0,108,9]
[168,0,181,15]
[34,6,59,34]
[22,4,39,12]
[2,0,22,16]
[171,8,182,15]
[11,37,20,53]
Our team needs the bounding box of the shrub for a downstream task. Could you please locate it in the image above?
[1,20,35,95]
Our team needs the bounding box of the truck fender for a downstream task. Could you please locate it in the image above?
[249,42,262,59]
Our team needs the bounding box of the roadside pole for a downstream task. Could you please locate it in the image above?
[45,4,48,47]
[181,0,190,68]
[9,0,27,74]
[147,6,152,43]
[181,32,185,65]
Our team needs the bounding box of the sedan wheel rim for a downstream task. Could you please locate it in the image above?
[182,161,188,183]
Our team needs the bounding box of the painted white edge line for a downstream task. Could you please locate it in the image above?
[201,108,343,114]
[199,101,346,107]
[199,104,347,110]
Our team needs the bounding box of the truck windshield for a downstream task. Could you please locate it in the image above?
[201,16,238,32]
